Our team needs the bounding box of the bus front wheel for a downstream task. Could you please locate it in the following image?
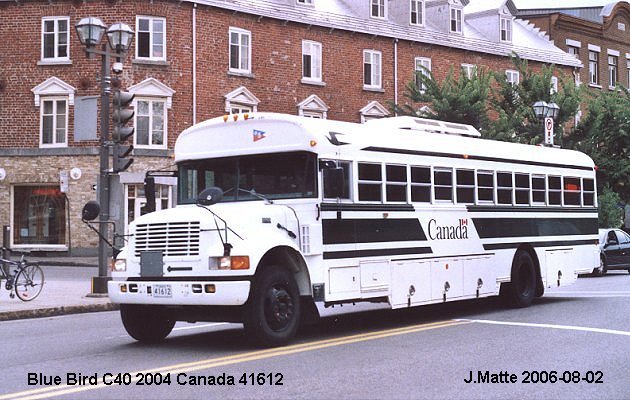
[120,304,175,342]
[501,250,536,308]
[243,265,301,347]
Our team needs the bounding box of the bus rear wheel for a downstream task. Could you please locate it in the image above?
[501,250,536,308]
[120,304,175,342]
[243,265,301,347]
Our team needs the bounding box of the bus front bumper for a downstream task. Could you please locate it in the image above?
[107,280,250,306]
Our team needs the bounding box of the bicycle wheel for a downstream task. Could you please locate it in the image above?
[14,264,44,301]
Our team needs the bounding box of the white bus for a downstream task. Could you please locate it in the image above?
[108,113,599,346]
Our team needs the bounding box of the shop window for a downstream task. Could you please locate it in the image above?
[13,186,66,246]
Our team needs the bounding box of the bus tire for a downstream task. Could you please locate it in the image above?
[501,250,536,308]
[243,265,301,347]
[120,304,175,342]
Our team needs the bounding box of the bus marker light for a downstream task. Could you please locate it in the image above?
[204,284,216,293]
[463,154,469,159]
[120,284,127,293]
[383,213,389,218]
[445,263,449,270]
[230,256,250,270]
[233,114,239,121]
[223,115,229,122]
[310,140,317,147]
[244,113,249,120]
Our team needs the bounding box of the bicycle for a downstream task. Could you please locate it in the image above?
[0,247,45,301]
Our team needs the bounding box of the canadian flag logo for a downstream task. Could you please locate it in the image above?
[253,129,266,142]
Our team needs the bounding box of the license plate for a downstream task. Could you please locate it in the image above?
[152,284,172,298]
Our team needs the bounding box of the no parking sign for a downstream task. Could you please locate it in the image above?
[544,117,554,145]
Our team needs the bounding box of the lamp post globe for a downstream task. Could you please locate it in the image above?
[75,17,107,48]
[547,102,560,119]
[532,100,548,120]
[106,23,135,53]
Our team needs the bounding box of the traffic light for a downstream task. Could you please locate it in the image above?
[112,90,135,173]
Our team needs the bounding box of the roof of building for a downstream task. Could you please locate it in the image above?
[192,0,581,68]
[514,1,629,24]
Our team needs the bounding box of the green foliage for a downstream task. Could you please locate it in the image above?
[486,54,582,144]
[394,66,491,130]
[566,88,630,202]
[597,186,624,228]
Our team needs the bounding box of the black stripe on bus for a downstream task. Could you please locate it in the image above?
[320,203,415,212]
[483,239,599,250]
[466,206,598,214]
[362,146,594,171]
[472,217,598,239]
[322,218,427,244]
[323,247,433,260]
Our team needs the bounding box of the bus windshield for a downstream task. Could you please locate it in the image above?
[178,151,317,204]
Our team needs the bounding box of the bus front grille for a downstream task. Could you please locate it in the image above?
[134,221,201,257]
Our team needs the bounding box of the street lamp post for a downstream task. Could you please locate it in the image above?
[532,100,560,147]
[75,17,134,295]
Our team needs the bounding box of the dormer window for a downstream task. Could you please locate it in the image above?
[410,0,424,26]
[371,0,387,19]
[297,0,313,4]
[500,17,512,42]
[450,7,462,33]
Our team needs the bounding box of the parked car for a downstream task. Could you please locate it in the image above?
[593,228,630,276]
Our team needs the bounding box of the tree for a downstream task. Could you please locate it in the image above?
[565,88,630,203]
[394,65,492,130]
[597,186,624,228]
[487,54,582,145]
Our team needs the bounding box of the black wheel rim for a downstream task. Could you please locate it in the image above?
[263,283,295,331]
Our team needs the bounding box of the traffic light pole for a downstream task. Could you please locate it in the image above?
[93,43,111,295]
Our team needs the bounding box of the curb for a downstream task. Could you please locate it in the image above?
[0,303,120,322]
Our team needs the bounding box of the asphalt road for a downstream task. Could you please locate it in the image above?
[1,272,629,400]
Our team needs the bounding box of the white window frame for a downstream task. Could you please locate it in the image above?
[500,17,512,42]
[39,97,68,148]
[461,63,476,79]
[302,40,322,83]
[135,16,166,61]
[230,105,253,114]
[450,7,462,33]
[363,50,382,90]
[550,76,558,94]
[506,70,520,85]
[608,54,618,88]
[228,27,252,74]
[415,57,431,92]
[589,50,599,85]
[297,0,313,4]
[371,0,387,19]
[410,0,424,26]
[134,97,167,149]
[41,17,70,62]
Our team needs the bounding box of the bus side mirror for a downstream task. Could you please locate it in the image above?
[323,167,344,198]
[82,201,100,221]
[197,187,224,206]
[143,176,156,214]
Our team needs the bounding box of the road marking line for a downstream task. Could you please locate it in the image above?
[459,319,630,336]
[1,319,469,400]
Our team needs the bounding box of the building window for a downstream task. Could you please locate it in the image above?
[506,70,519,85]
[230,105,252,114]
[461,64,476,79]
[297,94,328,119]
[371,0,386,18]
[40,98,67,147]
[500,17,512,42]
[415,57,431,91]
[302,40,322,82]
[550,76,558,94]
[360,100,389,123]
[136,16,165,60]
[363,50,382,89]
[41,17,69,61]
[567,46,579,58]
[229,27,251,74]
[410,0,424,25]
[608,55,618,88]
[135,98,166,148]
[297,0,313,4]
[224,86,260,113]
[589,51,599,85]
[126,183,172,228]
[13,186,67,247]
[450,7,462,33]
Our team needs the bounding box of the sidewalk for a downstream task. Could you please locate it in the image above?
[0,255,118,321]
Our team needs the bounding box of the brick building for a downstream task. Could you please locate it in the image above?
[516,1,630,92]
[0,0,581,255]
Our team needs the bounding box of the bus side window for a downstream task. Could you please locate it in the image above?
[582,178,595,206]
[358,162,382,202]
[563,177,581,206]
[548,176,562,205]
[456,169,474,204]
[434,168,453,202]
[514,173,530,205]
[476,170,494,203]
[385,164,408,203]
[497,172,513,205]
[411,166,431,203]
[531,175,546,205]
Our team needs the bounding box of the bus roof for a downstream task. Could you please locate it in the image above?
[174,113,595,171]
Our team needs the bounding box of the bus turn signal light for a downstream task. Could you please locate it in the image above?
[218,256,250,270]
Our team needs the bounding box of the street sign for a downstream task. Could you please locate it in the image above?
[544,117,554,145]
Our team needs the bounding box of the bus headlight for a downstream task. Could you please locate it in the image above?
[112,258,127,272]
